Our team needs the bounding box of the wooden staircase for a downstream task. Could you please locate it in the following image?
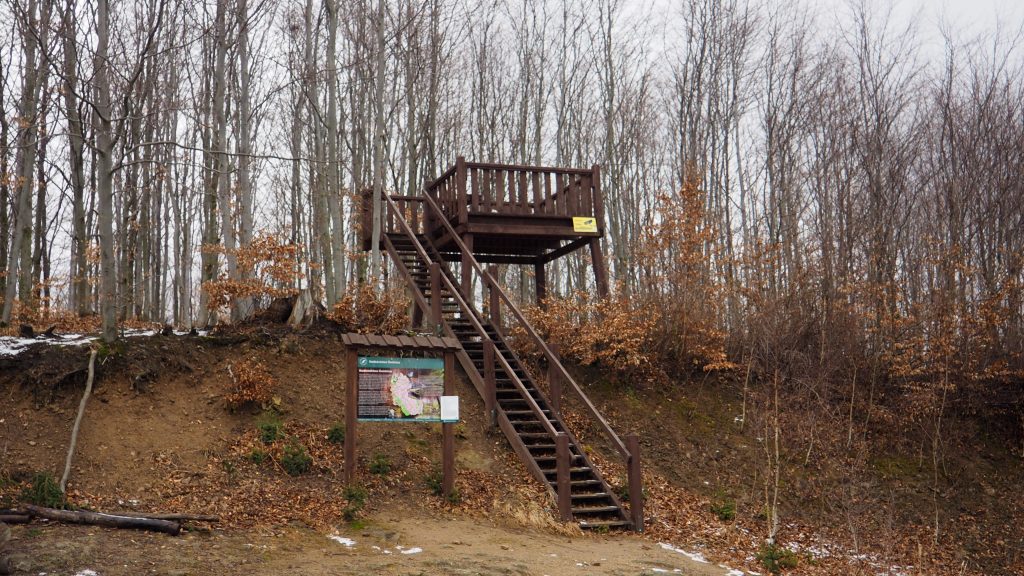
[382,221,637,530]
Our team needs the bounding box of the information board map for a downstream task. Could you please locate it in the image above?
[357,356,445,421]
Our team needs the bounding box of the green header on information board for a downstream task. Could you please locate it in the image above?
[357,356,443,370]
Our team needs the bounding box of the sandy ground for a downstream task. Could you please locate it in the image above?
[4,513,734,576]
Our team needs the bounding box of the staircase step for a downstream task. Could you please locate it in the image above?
[541,467,591,476]
[388,232,630,532]
[578,520,631,529]
[571,493,613,501]
[533,455,585,465]
[571,506,621,515]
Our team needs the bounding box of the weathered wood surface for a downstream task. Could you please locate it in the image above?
[22,505,181,535]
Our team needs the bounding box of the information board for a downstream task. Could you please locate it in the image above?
[357,356,445,421]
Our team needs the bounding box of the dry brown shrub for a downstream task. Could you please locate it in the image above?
[634,172,734,374]
[515,291,662,384]
[224,357,278,409]
[328,283,410,334]
[202,233,304,314]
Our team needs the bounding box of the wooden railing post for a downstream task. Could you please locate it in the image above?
[430,262,442,335]
[456,156,468,226]
[461,233,474,300]
[487,266,501,331]
[556,432,572,522]
[548,342,562,415]
[484,339,496,429]
[627,434,643,532]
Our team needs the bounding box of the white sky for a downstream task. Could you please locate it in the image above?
[817,0,1024,52]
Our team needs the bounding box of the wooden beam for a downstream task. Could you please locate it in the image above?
[484,339,496,429]
[430,262,442,335]
[591,238,610,299]
[556,433,572,522]
[627,434,643,532]
[548,342,561,415]
[442,351,456,497]
[488,266,502,333]
[344,348,358,484]
[535,261,547,307]
[540,237,591,264]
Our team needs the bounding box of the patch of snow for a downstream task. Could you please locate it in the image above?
[73,571,99,576]
[658,542,709,564]
[327,534,355,547]
[400,547,422,555]
[0,334,92,357]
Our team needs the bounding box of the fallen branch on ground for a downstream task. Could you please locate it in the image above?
[112,512,220,523]
[22,505,181,535]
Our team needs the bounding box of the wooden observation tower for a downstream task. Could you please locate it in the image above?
[361,158,642,532]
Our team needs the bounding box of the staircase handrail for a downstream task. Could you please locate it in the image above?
[418,190,630,461]
[381,192,560,440]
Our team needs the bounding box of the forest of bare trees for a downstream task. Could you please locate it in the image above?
[0,0,1021,387]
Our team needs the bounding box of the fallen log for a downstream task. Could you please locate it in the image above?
[0,516,29,525]
[113,512,219,523]
[23,505,181,535]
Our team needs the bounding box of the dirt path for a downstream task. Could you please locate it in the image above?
[5,512,735,576]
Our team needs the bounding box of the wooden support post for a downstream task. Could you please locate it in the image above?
[488,266,501,331]
[590,164,610,299]
[484,339,496,429]
[430,262,442,335]
[627,433,643,532]
[344,348,358,484]
[535,260,547,308]
[461,233,474,300]
[548,342,562,415]
[556,432,572,522]
[590,239,609,299]
[411,300,423,330]
[442,351,456,497]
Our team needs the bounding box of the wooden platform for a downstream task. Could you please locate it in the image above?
[362,157,609,295]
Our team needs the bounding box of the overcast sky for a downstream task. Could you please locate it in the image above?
[817,0,1024,51]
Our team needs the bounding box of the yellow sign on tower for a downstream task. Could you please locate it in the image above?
[572,217,598,233]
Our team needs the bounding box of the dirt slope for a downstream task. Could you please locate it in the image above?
[0,329,734,576]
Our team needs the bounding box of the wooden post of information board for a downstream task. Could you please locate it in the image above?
[442,350,455,497]
[341,334,460,499]
[344,348,357,484]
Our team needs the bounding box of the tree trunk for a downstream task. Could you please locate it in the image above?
[95,0,117,342]
[62,0,90,316]
[2,0,38,323]
[325,0,346,301]
[235,0,255,321]
[369,0,387,281]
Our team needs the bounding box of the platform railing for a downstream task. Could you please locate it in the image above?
[425,157,605,230]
